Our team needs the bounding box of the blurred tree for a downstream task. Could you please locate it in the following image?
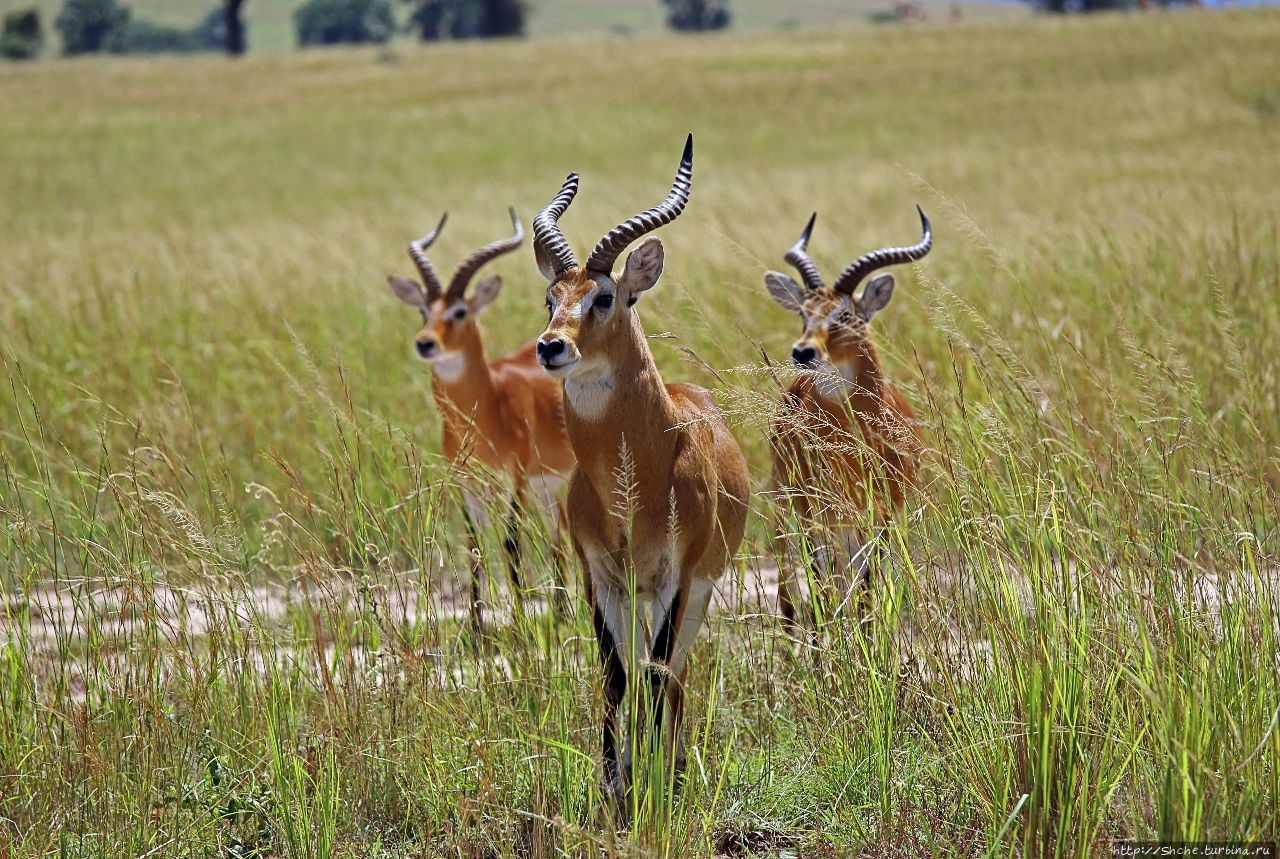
[55,0,234,55]
[407,0,464,39]
[295,0,395,46]
[1041,0,1136,10]
[1,9,43,59]
[407,0,443,38]
[663,0,730,31]
[192,7,228,48]
[480,0,525,36]
[191,4,248,53]
[55,0,129,55]
[403,0,526,40]
[225,0,246,54]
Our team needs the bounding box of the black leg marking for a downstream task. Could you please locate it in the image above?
[646,588,685,731]
[852,529,889,620]
[776,529,799,627]
[858,528,889,588]
[502,495,523,590]
[593,604,628,807]
[801,531,825,631]
[461,505,485,633]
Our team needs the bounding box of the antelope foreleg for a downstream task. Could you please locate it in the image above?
[591,580,633,814]
[459,496,486,634]
[502,490,524,591]
[662,578,713,778]
[645,582,686,741]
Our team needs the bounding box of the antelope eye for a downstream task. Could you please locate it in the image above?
[545,296,553,314]
[452,308,467,321]
[594,292,614,310]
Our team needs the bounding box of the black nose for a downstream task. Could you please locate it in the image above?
[537,338,566,362]
[792,345,818,366]
[416,339,437,358]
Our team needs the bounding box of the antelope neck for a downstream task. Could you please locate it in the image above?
[432,329,494,414]
[819,353,891,418]
[563,312,677,478]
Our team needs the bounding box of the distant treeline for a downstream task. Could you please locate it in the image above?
[0,0,1198,60]
[3,0,241,57]
[0,0,747,59]
[0,0,735,58]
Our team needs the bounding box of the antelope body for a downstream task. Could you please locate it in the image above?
[764,208,931,624]
[387,210,575,624]
[531,136,749,809]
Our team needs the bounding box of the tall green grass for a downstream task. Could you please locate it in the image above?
[1,10,1278,856]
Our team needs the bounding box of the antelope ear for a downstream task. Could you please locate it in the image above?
[388,275,426,307]
[616,238,664,303]
[469,275,502,314]
[857,273,895,321]
[764,271,804,314]
[534,242,558,283]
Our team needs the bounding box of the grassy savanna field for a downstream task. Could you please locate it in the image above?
[2,8,1279,857]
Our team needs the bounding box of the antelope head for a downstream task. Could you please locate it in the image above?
[387,208,523,367]
[764,206,932,395]
[532,134,694,379]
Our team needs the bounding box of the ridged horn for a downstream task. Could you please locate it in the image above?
[584,133,694,275]
[533,173,580,276]
[446,208,523,300]
[832,205,932,296]
[784,212,825,291]
[408,212,448,301]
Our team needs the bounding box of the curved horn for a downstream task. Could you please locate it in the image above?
[784,212,825,291]
[446,208,524,300]
[408,212,448,300]
[533,173,580,276]
[585,133,694,275]
[832,205,932,296]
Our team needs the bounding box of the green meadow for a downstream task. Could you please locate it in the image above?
[1,8,1278,856]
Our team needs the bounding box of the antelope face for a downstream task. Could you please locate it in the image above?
[386,206,522,374]
[765,273,895,395]
[537,239,664,379]
[411,294,475,362]
[531,134,693,382]
[764,205,931,393]
[388,275,503,364]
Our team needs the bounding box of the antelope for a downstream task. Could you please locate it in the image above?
[386,209,576,626]
[530,135,749,809]
[764,207,932,625]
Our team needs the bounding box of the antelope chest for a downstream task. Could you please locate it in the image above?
[578,534,675,598]
[432,354,467,384]
[563,365,615,422]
